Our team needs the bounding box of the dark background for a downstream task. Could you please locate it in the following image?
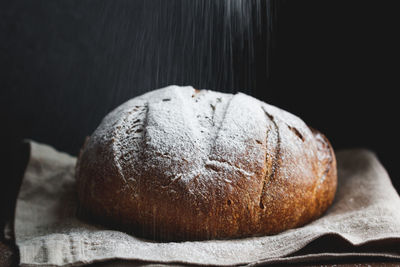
[0,0,399,193]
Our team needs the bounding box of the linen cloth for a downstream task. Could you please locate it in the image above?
[15,141,400,266]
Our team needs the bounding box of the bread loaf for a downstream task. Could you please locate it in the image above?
[76,85,337,241]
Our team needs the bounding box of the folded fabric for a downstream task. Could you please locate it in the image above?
[15,141,400,266]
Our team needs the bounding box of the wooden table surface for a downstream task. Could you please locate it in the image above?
[0,143,399,266]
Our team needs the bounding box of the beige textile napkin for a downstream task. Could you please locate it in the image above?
[15,141,400,266]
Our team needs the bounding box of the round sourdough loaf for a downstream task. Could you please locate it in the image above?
[76,85,337,241]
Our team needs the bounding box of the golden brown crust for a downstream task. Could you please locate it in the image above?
[76,86,337,241]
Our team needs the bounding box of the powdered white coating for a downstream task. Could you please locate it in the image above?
[89,85,318,198]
